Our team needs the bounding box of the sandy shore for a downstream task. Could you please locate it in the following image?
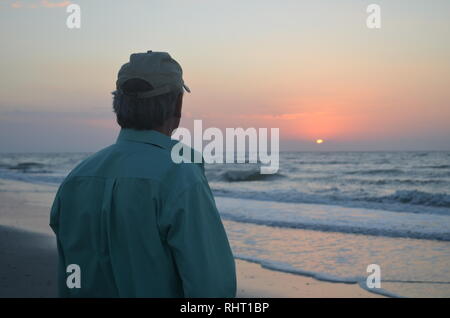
[0,225,57,297]
[0,186,382,298]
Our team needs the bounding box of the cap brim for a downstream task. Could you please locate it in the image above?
[183,83,191,93]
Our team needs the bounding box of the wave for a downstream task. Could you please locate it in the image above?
[415,164,450,169]
[370,190,450,208]
[343,178,448,186]
[216,197,450,241]
[213,188,450,214]
[0,168,64,185]
[345,168,404,176]
[7,162,46,172]
[234,254,401,298]
[218,169,284,182]
[294,160,356,165]
[221,211,450,241]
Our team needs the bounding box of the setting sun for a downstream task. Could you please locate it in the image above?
[316,139,324,144]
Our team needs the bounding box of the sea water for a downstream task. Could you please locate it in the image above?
[1,151,449,297]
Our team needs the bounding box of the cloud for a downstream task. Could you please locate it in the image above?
[235,112,323,120]
[41,0,71,8]
[10,0,71,9]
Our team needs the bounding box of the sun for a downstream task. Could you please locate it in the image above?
[316,139,324,144]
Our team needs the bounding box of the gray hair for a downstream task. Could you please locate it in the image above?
[112,78,179,130]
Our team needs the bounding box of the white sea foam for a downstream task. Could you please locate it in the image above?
[235,254,402,298]
[216,197,450,241]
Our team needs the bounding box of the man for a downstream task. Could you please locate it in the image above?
[49,51,236,297]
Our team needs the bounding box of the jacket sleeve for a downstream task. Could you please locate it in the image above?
[49,190,70,297]
[160,181,236,298]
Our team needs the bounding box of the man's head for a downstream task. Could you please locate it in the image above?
[112,51,190,135]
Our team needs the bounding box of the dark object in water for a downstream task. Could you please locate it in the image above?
[8,162,45,172]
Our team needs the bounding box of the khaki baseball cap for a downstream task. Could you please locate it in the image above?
[116,50,190,98]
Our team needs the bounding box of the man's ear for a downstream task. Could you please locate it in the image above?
[174,93,183,118]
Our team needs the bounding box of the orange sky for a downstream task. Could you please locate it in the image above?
[0,0,449,151]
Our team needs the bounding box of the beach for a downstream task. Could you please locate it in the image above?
[0,183,381,298]
[1,150,450,298]
[2,0,450,301]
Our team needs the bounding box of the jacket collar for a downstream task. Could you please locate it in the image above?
[116,129,174,150]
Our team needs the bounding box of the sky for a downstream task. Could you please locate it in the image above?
[0,0,449,152]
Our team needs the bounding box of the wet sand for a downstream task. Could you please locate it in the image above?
[0,188,382,298]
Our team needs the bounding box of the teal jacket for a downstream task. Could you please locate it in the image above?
[50,129,236,297]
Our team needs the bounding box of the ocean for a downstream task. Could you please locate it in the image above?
[0,151,449,297]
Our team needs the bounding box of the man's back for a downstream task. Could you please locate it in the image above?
[50,129,236,297]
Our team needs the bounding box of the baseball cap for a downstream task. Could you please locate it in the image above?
[116,50,190,98]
